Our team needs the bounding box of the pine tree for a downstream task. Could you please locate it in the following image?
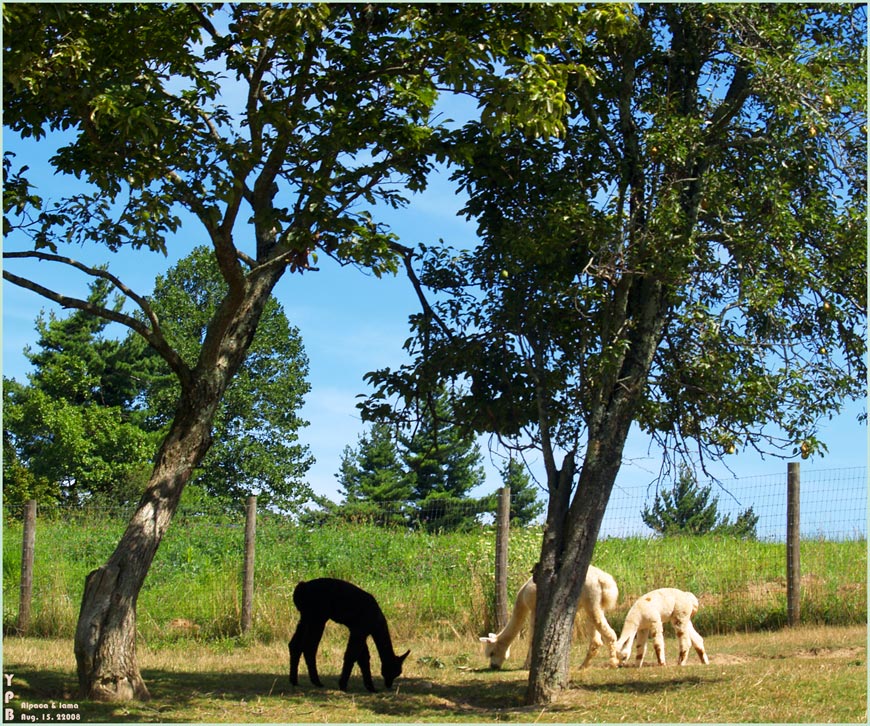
[4,280,155,505]
[336,389,487,529]
[401,389,486,531]
[337,423,412,504]
[642,465,758,538]
[500,458,544,526]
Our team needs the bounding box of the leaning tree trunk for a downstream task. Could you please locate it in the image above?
[74,400,215,701]
[74,265,283,701]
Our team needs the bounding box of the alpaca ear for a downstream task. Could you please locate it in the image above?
[398,649,410,664]
[479,634,497,643]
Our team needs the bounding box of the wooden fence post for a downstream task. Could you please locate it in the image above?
[786,462,801,626]
[241,495,257,634]
[494,486,511,630]
[18,499,37,635]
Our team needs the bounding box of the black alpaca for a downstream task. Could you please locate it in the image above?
[288,578,410,692]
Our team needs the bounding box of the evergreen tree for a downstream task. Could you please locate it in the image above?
[130,246,314,511]
[642,465,758,538]
[337,423,412,503]
[24,277,138,410]
[401,389,486,530]
[3,280,156,505]
[334,389,487,529]
[402,389,484,500]
[500,458,544,526]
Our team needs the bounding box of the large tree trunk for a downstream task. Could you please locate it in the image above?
[74,267,283,701]
[525,438,625,705]
[74,402,214,700]
[525,276,669,705]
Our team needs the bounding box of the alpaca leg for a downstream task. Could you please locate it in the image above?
[289,617,320,686]
[634,627,650,667]
[650,620,667,665]
[685,620,709,664]
[522,608,536,669]
[289,628,302,686]
[300,616,327,687]
[340,630,375,692]
[579,618,602,669]
[672,615,692,665]
[587,601,618,667]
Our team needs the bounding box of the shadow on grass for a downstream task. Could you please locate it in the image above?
[575,673,717,694]
[4,663,727,722]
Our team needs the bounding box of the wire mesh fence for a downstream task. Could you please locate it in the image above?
[2,466,866,643]
[600,466,867,541]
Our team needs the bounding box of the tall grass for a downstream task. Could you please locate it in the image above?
[3,512,865,643]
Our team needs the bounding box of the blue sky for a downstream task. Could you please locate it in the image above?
[3,53,867,535]
[3,133,866,533]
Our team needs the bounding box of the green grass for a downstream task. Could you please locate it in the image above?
[2,625,866,722]
[3,512,866,643]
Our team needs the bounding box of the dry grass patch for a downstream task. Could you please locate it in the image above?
[3,624,866,722]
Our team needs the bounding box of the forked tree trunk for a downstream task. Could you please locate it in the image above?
[525,443,625,704]
[525,276,669,705]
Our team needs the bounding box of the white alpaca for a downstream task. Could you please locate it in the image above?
[479,565,619,670]
[614,587,709,667]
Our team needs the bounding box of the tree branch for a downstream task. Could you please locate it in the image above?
[3,253,190,384]
[387,240,454,342]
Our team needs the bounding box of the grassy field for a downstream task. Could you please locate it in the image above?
[3,515,866,642]
[3,624,866,722]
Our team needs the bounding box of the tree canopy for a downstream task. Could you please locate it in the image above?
[132,246,314,511]
[364,3,866,704]
[2,3,576,701]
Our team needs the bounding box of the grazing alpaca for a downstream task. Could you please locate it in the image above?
[479,565,619,670]
[288,578,410,692]
[614,587,709,667]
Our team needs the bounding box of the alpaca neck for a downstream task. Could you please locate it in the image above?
[617,611,643,651]
[494,596,532,647]
[370,616,397,662]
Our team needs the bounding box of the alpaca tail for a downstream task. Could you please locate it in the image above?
[599,574,619,613]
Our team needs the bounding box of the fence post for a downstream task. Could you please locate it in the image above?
[18,499,37,635]
[786,462,801,626]
[241,495,257,634]
[494,486,510,630]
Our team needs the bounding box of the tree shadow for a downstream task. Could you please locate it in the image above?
[5,663,725,722]
[580,673,725,695]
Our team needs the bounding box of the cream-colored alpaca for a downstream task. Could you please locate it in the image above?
[614,587,709,667]
[479,565,619,670]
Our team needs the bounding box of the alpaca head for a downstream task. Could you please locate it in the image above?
[382,649,410,689]
[479,633,510,669]
[614,634,635,665]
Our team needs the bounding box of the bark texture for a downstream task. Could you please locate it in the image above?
[74,268,282,701]
[74,406,213,700]
[525,277,669,705]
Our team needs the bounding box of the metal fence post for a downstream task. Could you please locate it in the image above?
[241,495,257,633]
[494,486,510,630]
[18,499,37,635]
[787,462,801,626]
